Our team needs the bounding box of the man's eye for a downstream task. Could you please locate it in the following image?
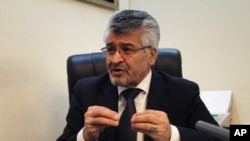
[107,47,115,52]
[122,47,133,53]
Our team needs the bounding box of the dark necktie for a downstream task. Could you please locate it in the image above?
[118,88,142,141]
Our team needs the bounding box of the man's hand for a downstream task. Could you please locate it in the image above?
[83,106,119,141]
[131,110,172,141]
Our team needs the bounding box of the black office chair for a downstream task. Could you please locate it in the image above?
[67,48,182,103]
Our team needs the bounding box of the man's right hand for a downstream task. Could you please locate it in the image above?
[83,106,119,141]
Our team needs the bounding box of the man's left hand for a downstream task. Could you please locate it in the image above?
[131,110,171,141]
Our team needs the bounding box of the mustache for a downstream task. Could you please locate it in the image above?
[108,63,128,71]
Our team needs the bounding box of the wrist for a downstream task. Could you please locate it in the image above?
[83,128,98,141]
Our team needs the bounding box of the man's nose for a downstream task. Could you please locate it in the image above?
[110,50,124,63]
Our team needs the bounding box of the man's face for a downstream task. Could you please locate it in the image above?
[105,31,156,87]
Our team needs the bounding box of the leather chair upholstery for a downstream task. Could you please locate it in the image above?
[67,48,182,103]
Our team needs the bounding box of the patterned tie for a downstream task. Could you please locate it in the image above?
[118,88,142,141]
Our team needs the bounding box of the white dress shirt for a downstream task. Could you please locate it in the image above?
[77,70,180,141]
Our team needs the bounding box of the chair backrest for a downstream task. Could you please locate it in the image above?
[67,48,182,102]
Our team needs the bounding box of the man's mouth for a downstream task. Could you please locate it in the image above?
[110,68,126,76]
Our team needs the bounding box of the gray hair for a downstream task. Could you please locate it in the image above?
[103,10,160,49]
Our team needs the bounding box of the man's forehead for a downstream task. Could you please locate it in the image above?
[106,31,141,41]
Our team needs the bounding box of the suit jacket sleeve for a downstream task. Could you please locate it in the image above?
[56,80,86,141]
[176,83,221,141]
[57,73,117,141]
[145,71,221,141]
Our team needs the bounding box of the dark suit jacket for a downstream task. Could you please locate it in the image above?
[57,71,220,141]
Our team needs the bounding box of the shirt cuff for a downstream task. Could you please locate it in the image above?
[77,128,84,141]
[170,125,180,141]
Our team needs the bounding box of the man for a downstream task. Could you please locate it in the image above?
[57,10,220,141]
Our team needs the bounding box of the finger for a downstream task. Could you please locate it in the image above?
[131,114,156,124]
[87,116,119,127]
[86,106,119,120]
[85,106,119,127]
[134,109,166,117]
[132,122,157,133]
[132,123,168,141]
[132,110,168,123]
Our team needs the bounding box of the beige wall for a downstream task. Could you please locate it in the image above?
[129,0,250,124]
[0,0,249,140]
[0,0,113,140]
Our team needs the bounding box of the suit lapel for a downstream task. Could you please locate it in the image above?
[98,80,118,112]
[97,78,118,141]
[146,71,170,111]
[96,71,170,112]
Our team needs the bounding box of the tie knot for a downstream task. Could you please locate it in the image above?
[121,88,142,100]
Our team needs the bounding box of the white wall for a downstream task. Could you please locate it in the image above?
[0,0,249,141]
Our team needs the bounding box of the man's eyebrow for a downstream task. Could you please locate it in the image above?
[106,42,112,46]
[120,43,135,47]
[106,42,136,47]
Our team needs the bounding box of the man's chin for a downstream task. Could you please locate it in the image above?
[110,76,128,87]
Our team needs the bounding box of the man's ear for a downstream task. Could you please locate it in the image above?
[149,48,157,65]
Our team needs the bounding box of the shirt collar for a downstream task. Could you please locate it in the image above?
[118,69,152,95]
